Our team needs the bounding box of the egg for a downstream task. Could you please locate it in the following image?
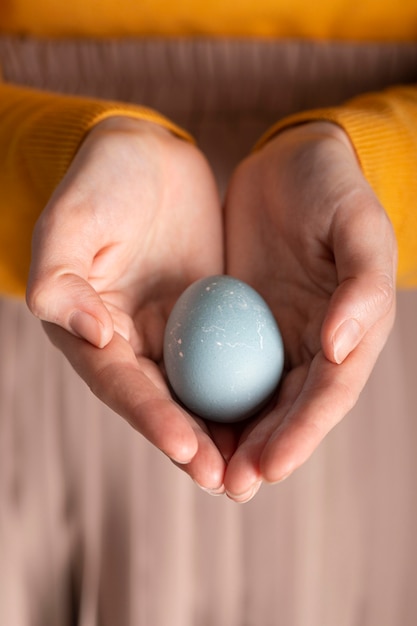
[163,275,284,423]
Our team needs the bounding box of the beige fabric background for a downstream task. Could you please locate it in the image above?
[0,38,417,625]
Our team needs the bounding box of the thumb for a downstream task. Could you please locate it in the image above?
[321,272,396,364]
[26,267,114,348]
[321,196,397,365]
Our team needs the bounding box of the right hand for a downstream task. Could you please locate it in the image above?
[26,116,227,493]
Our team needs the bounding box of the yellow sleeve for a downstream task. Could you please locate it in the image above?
[256,85,417,289]
[0,82,192,297]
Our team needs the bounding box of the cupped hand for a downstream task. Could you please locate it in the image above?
[222,121,397,502]
[26,116,226,492]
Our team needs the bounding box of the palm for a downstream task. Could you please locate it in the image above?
[222,123,396,499]
[28,119,396,501]
[83,122,224,407]
[28,118,227,490]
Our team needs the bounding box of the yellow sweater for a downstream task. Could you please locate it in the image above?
[1,0,417,294]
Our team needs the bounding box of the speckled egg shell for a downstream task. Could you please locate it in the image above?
[163,275,284,423]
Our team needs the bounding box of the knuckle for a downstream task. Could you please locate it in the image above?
[334,379,357,414]
[26,280,48,318]
[373,273,396,314]
[88,361,113,398]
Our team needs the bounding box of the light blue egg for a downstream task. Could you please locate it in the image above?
[163,275,284,423]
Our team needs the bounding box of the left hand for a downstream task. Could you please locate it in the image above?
[221,121,397,502]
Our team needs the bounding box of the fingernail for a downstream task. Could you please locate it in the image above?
[276,471,291,483]
[226,481,262,504]
[69,310,104,347]
[333,319,361,364]
[197,483,225,496]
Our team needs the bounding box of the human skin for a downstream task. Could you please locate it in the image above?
[27,118,397,502]
[220,121,397,501]
[26,117,227,491]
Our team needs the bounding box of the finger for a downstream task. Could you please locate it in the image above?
[174,425,227,494]
[260,318,391,484]
[26,209,114,347]
[43,322,226,484]
[225,308,392,494]
[27,269,114,348]
[322,194,397,364]
[174,419,237,495]
[322,272,396,364]
[223,368,307,501]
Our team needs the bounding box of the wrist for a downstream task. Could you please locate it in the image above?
[280,120,356,153]
[87,114,175,140]
[264,120,360,174]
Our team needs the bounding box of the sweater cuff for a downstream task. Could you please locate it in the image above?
[11,84,193,198]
